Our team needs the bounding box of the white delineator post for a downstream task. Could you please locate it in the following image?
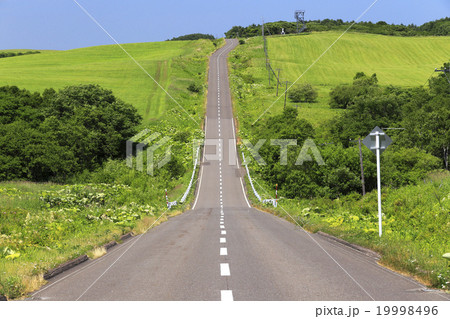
[375,132,382,237]
[275,184,278,206]
[165,189,169,208]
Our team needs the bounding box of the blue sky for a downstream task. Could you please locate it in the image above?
[0,0,449,50]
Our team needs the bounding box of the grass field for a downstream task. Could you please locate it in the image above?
[0,40,219,124]
[230,33,449,130]
[268,32,450,87]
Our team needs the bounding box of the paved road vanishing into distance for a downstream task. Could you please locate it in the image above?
[31,39,449,301]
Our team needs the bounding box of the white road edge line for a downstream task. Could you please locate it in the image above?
[192,115,208,209]
[240,177,251,208]
[31,236,136,297]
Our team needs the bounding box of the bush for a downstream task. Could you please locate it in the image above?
[0,84,142,182]
[381,147,442,187]
[239,39,246,45]
[164,156,186,179]
[241,74,255,84]
[329,84,355,109]
[329,72,378,109]
[288,83,318,103]
[187,83,202,93]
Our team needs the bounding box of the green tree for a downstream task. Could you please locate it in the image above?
[381,147,442,187]
[329,72,378,109]
[0,84,142,182]
[288,83,318,103]
[45,84,142,170]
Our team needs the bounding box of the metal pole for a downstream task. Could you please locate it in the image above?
[358,137,366,196]
[375,133,382,237]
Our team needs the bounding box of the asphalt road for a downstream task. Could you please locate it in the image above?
[30,39,449,301]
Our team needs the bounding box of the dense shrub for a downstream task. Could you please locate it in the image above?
[329,73,378,109]
[187,83,202,93]
[0,85,142,182]
[288,83,318,103]
[381,147,442,187]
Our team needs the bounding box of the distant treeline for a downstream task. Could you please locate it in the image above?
[168,33,215,41]
[0,51,40,59]
[225,17,450,38]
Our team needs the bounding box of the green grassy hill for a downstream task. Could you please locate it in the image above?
[267,32,450,87]
[230,33,449,128]
[0,40,218,124]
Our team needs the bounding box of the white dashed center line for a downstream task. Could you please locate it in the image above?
[221,290,233,301]
[220,263,230,276]
[220,247,228,256]
[216,43,235,301]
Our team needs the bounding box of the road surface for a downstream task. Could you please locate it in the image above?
[30,39,449,301]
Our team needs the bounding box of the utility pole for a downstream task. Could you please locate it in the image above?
[276,69,281,96]
[358,137,366,196]
[284,81,289,109]
[262,19,265,38]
